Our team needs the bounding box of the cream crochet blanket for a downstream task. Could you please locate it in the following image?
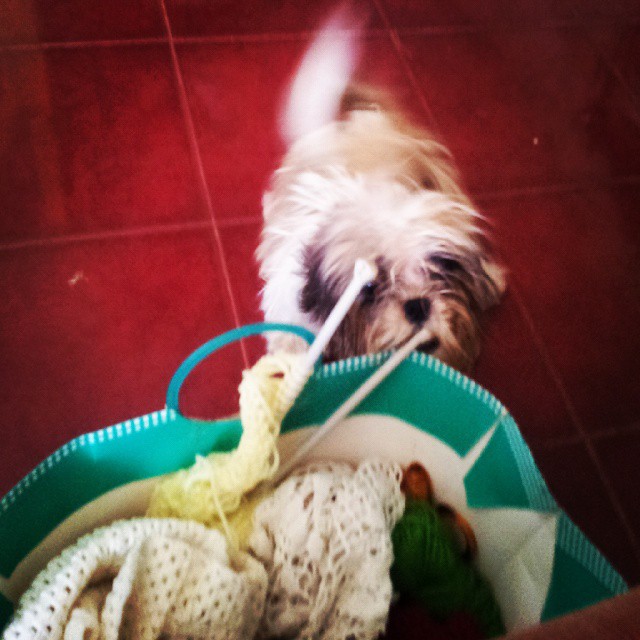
[4,461,403,640]
[2,519,267,640]
[250,460,405,639]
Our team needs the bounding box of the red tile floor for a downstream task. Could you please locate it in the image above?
[1,0,640,592]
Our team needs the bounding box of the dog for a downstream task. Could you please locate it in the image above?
[257,11,505,372]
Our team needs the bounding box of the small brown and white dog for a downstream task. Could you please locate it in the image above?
[257,10,505,372]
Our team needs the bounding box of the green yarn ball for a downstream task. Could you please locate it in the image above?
[391,500,505,638]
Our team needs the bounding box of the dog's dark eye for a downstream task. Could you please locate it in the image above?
[430,254,463,272]
[360,281,377,304]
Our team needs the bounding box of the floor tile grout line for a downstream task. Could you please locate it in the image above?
[573,11,640,152]
[217,216,263,227]
[581,436,640,564]
[158,0,249,367]
[375,17,640,35]
[0,37,169,52]
[509,419,640,453]
[510,285,640,562]
[526,421,640,451]
[474,176,640,203]
[0,31,343,54]
[3,16,639,53]
[0,221,214,252]
[173,28,384,44]
[370,0,640,189]
[577,27,640,126]
[0,219,266,254]
[0,180,637,255]
[589,420,640,442]
[376,0,640,528]
[528,434,585,451]
[370,0,441,132]
[377,0,640,544]
[509,286,585,439]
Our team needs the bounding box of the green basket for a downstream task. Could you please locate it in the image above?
[0,323,627,634]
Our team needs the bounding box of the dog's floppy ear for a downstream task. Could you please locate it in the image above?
[430,251,506,311]
[479,257,507,308]
[281,4,365,143]
[299,244,339,323]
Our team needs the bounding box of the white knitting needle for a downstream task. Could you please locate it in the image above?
[277,258,377,412]
[303,258,377,372]
[275,325,431,483]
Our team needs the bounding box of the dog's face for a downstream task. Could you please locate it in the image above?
[259,105,505,372]
[295,173,504,371]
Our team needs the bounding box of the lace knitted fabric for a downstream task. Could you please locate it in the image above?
[4,518,267,640]
[249,460,405,640]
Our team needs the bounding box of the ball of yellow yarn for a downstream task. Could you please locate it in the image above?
[146,353,307,541]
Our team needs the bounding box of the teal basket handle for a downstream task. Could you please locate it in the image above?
[166,323,316,416]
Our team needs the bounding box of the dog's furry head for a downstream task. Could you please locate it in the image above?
[258,18,505,371]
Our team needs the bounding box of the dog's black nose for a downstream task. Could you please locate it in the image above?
[404,298,431,325]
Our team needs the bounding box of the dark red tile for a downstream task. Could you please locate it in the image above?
[165,0,382,39]
[176,40,298,221]
[376,0,473,28]
[220,222,263,325]
[594,429,640,566]
[381,0,588,29]
[177,35,421,220]
[0,45,205,243]
[0,0,163,45]
[0,231,244,496]
[400,28,634,193]
[533,441,640,586]
[601,27,640,119]
[581,1,640,25]
[379,0,638,29]
[218,222,268,365]
[484,187,640,433]
[582,27,640,177]
[473,294,580,446]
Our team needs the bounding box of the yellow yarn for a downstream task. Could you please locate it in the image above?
[146,353,307,541]
[215,486,273,551]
